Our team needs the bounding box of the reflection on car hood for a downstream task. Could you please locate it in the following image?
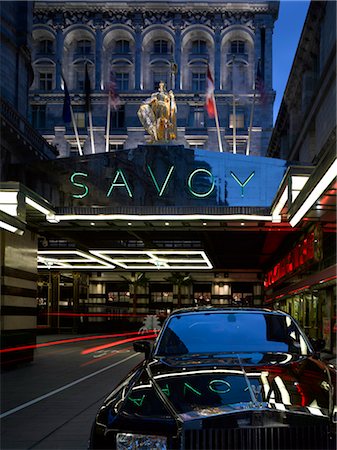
[120,352,334,421]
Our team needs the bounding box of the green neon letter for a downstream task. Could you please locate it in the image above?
[187,168,215,198]
[161,384,170,397]
[147,165,175,197]
[128,395,145,407]
[70,172,89,199]
[209,379,231,394]
[230,171,255,197]
[184,382,202,396]
[106,169,133,198]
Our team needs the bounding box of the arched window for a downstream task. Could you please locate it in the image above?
[231,40,245,54]
[191,40,207,55]
[115,40,130,54]
[39,39,53,54]
[76,39,92,56]
[153,40,169,54]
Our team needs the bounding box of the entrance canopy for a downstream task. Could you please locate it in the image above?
[1,145,334,273]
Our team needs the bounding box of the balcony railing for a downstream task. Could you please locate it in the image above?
[227,53,249,63]
[111,53,134,64]
[0,98,58,159]
[149,52,173,63]
[72,52,94,62]
[188,52,209,63]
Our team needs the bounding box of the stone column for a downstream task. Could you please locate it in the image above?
[254,24,261,84]
[55,26,64,90]
[174,21,182,90]
[214,21,221,90]
[133,13,143,90]
[95,25,103,90]
[264,26,273,91]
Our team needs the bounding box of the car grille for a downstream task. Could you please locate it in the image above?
[183,424,332,450]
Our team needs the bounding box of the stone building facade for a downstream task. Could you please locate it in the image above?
[30,0,278,157]
[266,1,336,353]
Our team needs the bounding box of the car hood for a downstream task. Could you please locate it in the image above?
[118,352,334,421]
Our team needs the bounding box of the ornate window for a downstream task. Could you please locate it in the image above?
[231,40,245,54]
[192,72,206,92]
[115,40,130,54]
[110,105,125,128]
[39,72,53,91]
[72,107,86,129]
[76,39,92,56]
[39,39,53,54]
[31,104,46,128]
[193,107,205,128]
[153,70,169,90]
[153,40,169,54]
[115,72,129,91]
[229,112,245,129]
[191,40,207,54]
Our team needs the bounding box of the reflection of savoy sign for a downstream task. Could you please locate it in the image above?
[70,167,255,199]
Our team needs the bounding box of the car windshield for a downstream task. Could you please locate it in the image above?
[156,312,310,356]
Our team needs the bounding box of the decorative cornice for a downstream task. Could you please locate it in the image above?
[34,3,276,31]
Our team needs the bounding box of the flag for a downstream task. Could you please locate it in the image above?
[107,72,120,110]
[62,77,71,123]
[255,59,267,104]
[205,65,215,118]
[84,63,91,112]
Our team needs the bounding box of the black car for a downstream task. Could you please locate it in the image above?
[89,308,336,450]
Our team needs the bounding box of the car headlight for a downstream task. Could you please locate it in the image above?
[116,433,167,449]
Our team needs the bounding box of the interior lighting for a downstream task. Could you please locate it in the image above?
[48,213,273,223]
[290,159,337,227]
[26,196,53,216]
[90,249,213,270]
[165,222,170,226]
[90,222,95,226]
[272,186,288,222]
[38,250,115,269]
[0,220,24,235]
[0,191,19,216]
[128,222,132,226]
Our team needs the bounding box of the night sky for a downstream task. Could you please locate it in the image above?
[273,0,310,123]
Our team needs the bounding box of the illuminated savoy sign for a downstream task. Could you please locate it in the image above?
[33,145,287,209]
[69,166,254,200]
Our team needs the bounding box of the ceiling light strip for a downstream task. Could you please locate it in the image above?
[290,159,337,227]
[47,214,273,223]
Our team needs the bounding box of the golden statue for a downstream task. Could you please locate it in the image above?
[138,81,177,142]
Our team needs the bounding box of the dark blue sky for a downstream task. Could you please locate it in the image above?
[273,0,310,123]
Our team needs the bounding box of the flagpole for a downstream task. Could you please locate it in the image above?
[61,72,83,156]
[212,93,223,153]
[105,91,111,153]
[84,62,95,154]
[70,105,83,156]
[232,94,237,154]
[88,110,95,154]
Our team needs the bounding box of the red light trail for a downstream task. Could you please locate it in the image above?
[0,331,157,354]
[42,312,148,317]
[81,334,158,355]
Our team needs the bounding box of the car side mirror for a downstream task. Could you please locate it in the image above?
[310,338,326,352]
[133,340,152,359]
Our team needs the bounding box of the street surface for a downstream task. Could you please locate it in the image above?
[0,334,144,449]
